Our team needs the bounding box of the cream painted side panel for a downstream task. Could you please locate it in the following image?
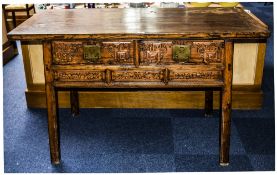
[233,43,258,85]
[26,43,259,85]
[28,45,45,84]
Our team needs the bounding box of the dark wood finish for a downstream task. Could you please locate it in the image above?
[8,8,269,166]
[70,91,79,117]
[8,8,269,41]
[43,42,60,164]
[220,41,233,166]
[205,90,213,116]
[11,11,16,28]
[26,4,30,18]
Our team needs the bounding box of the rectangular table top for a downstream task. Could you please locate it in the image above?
[8,7,270,40]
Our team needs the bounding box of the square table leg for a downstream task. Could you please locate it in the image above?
[43,42,61,164]
[220,40,233,166]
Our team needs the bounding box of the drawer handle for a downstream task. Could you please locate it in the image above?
[83,45,101,62]
[173,45,190,63]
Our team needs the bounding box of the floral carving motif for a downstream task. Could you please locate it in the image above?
[140,42,172,64]
[140,41,224,65]
[53,42,83,64]
[192,42,224,64]
[102,42,133,63]
[113,71,162,81]
[54,71,103,81]
[172,71,222,80]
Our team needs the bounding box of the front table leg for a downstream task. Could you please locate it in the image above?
[220,40,233,166]
[43,42,61,164]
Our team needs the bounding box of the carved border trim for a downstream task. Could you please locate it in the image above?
[53,71,104,81]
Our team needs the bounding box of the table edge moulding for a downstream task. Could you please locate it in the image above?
[8,7,270,166]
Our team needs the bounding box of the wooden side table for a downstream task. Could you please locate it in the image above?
[8,8,269,166]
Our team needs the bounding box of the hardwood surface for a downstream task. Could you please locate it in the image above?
[8,8,269,40]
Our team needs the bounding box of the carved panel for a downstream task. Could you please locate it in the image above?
[140,40,224,65]
[172,40,224,64]
[54,70,104,81]
[170,71,222,81]
[52,40,224,65]
[52,41,134,65]
[101,42,134,64]
[53,41,83,64]
[140,41,174,65]
[192,41,224,64]
[112,70,163,82]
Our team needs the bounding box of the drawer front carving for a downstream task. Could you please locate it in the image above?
[140,40,224,65]
[53,70,104,81]
[189,41,224,64]
[101,42,134,64]
[53,41,83,64]
[52,40,224,66]
[170,70,222,81]
[112,70,163,82]
[53,65,223,85]
[52,41,134,65]
[140,41,174,64]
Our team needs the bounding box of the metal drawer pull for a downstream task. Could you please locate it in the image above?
[83,45,101,62]
[173,45,190,63]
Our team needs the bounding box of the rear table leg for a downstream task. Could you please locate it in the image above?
[205,90,213,117]
[70,90,80,117]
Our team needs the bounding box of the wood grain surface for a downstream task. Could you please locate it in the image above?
[8,8,269,40]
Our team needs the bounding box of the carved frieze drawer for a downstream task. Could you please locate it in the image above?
[169,70,223,82]
[52,41,134,65]
[53,65,223,86]
[53,70,104,82]
[139,40,224,65]
[112,68,223,83]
